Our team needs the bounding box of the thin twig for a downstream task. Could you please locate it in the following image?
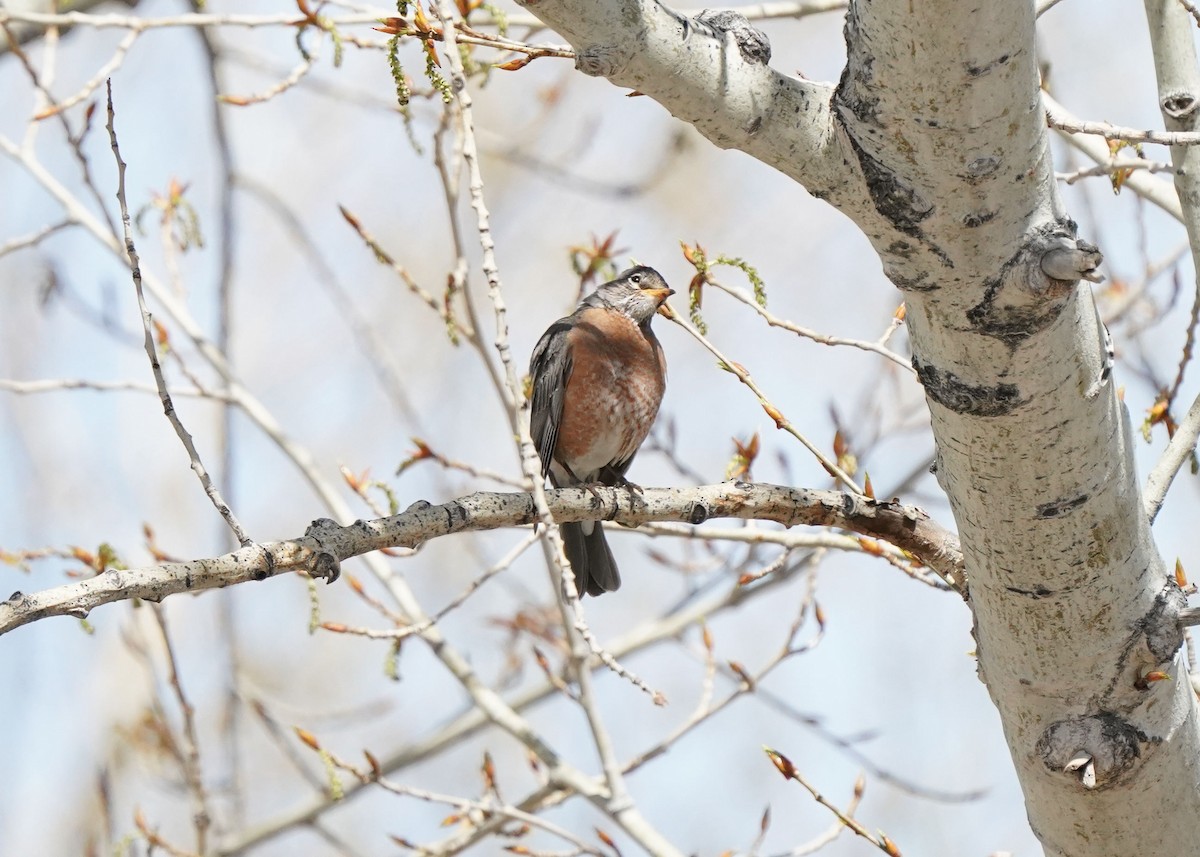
[319,745,607,855]
[1146,389,1200,522]
[152,606,212,854]
[1166,273,1200,420]
[432,2,660,845]
[1047,97,1200,146]
[1047,99,1184,221]
[1057,158,1177,184]
[1103,240,1191,326]
[397,437,527,488]
[245,698,330,793]
[0,10,384,30]
[219,46,318,106]
[664,310,865,495]
[764,747,900,855]
[767,775,864,857]
[708,277,914,373]
[2,18,118,235]
[105,79,251,547]
[34,28,139,119]
[216,544,819,854]
[321,531,539,640]
[1180,0,1200,27]
[0,377,234,400]
[625,581,822,776]
[0,218,73,256]
[639,522,952,590]
[338,203,469,337]
[241,182,424,426]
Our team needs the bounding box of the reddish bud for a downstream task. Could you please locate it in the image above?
[764,746,797,780]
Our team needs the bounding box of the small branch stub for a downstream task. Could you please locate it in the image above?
[965,221,1102,345]
[693,10,772,65]
[1064,753,1097,790]
[1040,237,1104,283]
[304,518,346,583]
[311,552,341,584]
[1037,713,1142,790]
[1162,90,1199,121]
[574,44,628,78]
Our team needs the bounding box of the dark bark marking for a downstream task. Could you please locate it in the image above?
[912,358,1027,416]
[887,270,938,292]
[1134,586,1187,664]
[964,155,1001,183]
[1035,494,1089,519]
[966,52,1012,77]
[1005,584,1053,598]
[842,131,934,238]
[962,210,996,228]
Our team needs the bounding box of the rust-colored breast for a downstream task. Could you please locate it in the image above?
[554,307,666,480]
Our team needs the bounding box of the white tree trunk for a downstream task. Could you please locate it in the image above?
[515,1,1200,854]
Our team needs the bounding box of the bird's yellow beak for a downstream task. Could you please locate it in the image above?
[645,287,674,304]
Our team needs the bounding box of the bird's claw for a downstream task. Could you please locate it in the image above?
[616,476,644,496]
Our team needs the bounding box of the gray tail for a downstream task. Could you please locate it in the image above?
[560,522,621,597]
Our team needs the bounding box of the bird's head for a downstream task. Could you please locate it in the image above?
[586,266,674,324]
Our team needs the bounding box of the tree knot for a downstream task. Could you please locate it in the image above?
[693,10,772,65]
[1037,712,1145,789]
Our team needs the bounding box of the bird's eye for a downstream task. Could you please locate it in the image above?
[630,273,642,284]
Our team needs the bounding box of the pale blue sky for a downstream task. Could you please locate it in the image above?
[1,1,1195,855]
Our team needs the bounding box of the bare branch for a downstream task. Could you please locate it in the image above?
[1047,96,1200,146]
[105,80,250,547]
[1141,0,1200,524]
[1046,93,1184,219]
[0,218,72,256]
[707,276,915,374]
[0,482,962,636]
[1145,390,1200,521]
[152,606,212,855]
[0,377,234,400]
[664,308,866,495]
[1057,158,1177,184]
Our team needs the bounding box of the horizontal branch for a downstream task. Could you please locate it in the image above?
[0,3,845,38]
[1046,94,1200,146]
[0,482,965,636]
[0,10,383,31]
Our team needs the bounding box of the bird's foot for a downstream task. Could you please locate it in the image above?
[614,476,644,496]
[579,481,605,503]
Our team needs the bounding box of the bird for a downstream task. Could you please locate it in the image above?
[529,266,674,597]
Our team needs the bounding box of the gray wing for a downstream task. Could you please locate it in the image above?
[529,320,574,479]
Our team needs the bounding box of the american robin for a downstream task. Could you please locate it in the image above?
[529,266,674,597]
